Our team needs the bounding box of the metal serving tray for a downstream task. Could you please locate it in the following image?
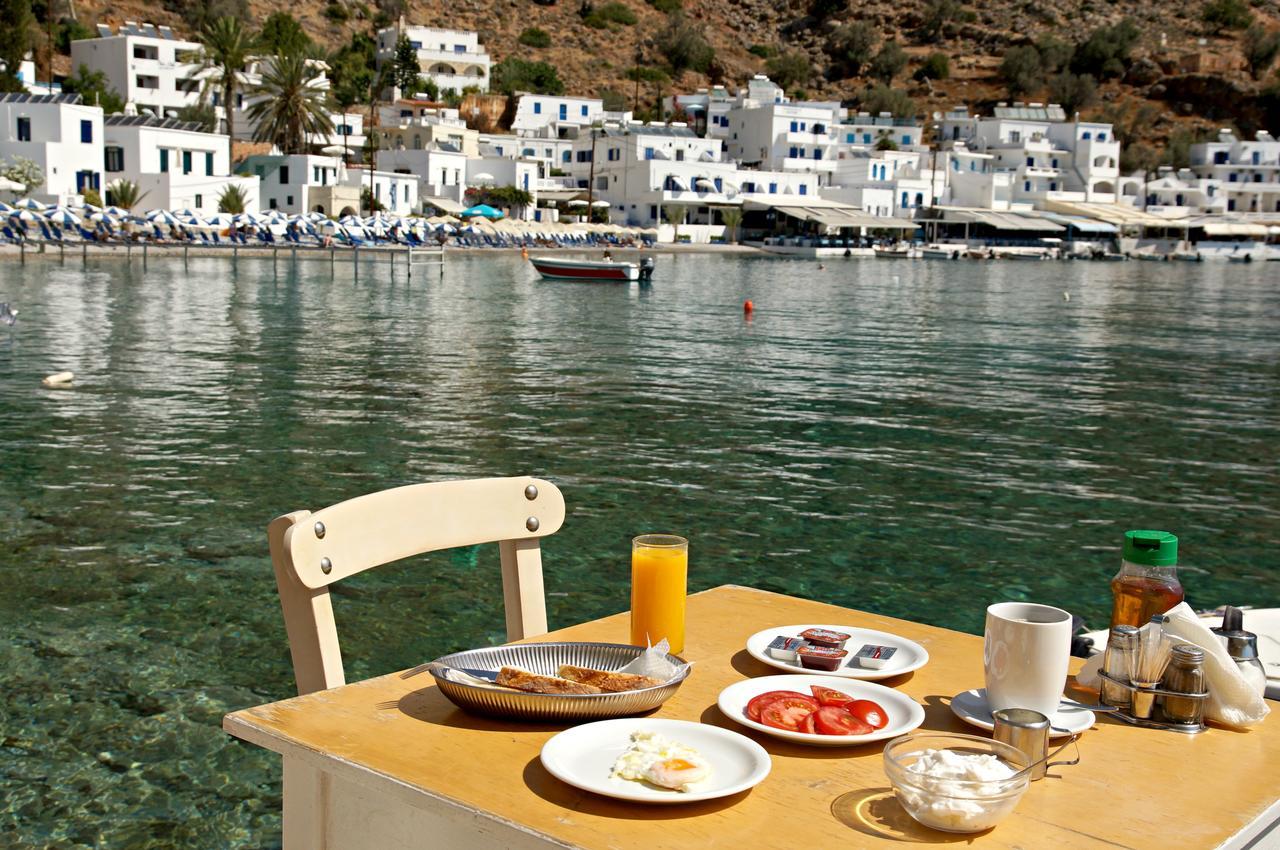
[427,641,690,721]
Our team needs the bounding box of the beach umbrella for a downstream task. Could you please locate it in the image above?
[8,208,44,225]
[339,214,363,226]
[11,197,46,211]
[103,206,128,218]
[87,211,115,224]
[0,177,25,192]
[471,172,495,183]
[230,213,260,228]
[437,223,456,234]
[566,200,588,207]
[316,219,347,235]
[459,204,504,220]
[145,209,181,227]
[45,207,82,227]
[172,208,200,219]
[0,202,11,213]
[203,212,233,227]
[591,200,611,208]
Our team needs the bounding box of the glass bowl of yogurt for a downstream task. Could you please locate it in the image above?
[883,733,1031,833]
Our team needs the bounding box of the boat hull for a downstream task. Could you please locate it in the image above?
[531,257,640,281]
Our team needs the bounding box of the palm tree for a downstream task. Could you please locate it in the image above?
[189,17,257,146]
[106,179,145,210]
[247,51,334,154]
[217,183,248,214]
[662,203,685,243]
[720,207,743,243]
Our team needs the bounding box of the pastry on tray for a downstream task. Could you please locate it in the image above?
[495,666,603,695]
[557,664,664,693]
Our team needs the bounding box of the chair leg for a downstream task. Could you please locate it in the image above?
[498,539,548,641]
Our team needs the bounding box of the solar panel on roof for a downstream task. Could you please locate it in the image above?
[96,24,112,36]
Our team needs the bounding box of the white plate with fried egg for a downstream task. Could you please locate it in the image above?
[540,718,771,803]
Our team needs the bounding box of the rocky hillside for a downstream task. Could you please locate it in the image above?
[50,0,1280,157]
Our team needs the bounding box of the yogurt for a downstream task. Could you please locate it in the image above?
[897,748,1021,832]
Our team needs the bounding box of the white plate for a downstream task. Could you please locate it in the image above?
[950,688,1094,738]
[717,674,926,747]
[539,718,771,804]
[745,624,929,680]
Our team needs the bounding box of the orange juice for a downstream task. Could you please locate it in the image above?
[630,535,688,654]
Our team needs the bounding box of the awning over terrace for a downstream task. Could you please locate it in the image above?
[1044,200,1189,228]
[760,203,918,230]
[931,207,1064,232]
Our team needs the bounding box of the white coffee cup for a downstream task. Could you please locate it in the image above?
[983,602,1073,718]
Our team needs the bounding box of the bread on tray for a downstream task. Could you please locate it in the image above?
[495,666,603,695]
[557,665,665,692]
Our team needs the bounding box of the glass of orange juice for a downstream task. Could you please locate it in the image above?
[630,534,688,654]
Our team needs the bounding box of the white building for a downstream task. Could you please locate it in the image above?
[240,154,420,216]
[70,22,204,119]
[667,85,735,138]
[379,101,477,156]
[724,98,844,183]
[0,92,104,203]
[511,95,607,134]
[822,148,944,217]
[103,114,258,214]
[563,123,818,239]
[937,104,1125,208]
[375,22,490,93]
[16,58,62,96]
[379,144,469,206]
[1188,129,1280,214]
[479,132,577,172]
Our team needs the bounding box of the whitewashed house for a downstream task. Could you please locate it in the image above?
[379,102,478,156]
[667,85,734,138]
[563,123,818,240]
[70,22,203,118]
[240,154,419,216]
[103,114,258,214]
[1188,130,1280,215]
[0,92,104,203]
[380,144,468,206]
[375,23,490,93]
[724,97,844,184]
[937,104,1123,207]
[822,149,944,217]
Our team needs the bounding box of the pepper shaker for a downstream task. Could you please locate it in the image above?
[1100,625,1139,710]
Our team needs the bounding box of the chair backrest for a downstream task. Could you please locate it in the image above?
[269,476,565,695]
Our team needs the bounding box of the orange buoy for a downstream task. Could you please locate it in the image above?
[521,247,529,260]
[743,299,754,314]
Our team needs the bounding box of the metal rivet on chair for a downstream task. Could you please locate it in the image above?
[526,516,540,532]
[314,521,326,539]
[320,557,333,575]
[524,484,538,501]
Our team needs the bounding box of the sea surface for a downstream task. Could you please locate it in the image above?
[1,251,1278,847]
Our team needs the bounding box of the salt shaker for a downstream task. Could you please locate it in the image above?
[1099,625,1138,710]
[1160,644,1206,727]
[992,708,1050,781]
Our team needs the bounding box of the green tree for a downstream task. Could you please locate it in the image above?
[0,0,36,92]
[217,183,249,213]
[662,203,684,241]
[766,52,811,91]
[1036,35,1073,74]
[1203,0,1252,34]
[54,17,95,53]
[360,186,384,213]
[1000,45,1043,96]
[875,131,898,150]
[1070,19,1139,78]
[916,0,966,43]
[106,178,146,210]
[247,51,335,154]
[646,0,681,12]
[600,87,627,111]
[393,33,422,93]
[861,84,916,118]
[809,0,845,21]
[518,27,551,48]
[176,102,219,132]
[1048,72,1096,115]
[870,40,907,84]
[1,156,43,194]
[81,186,102,207]
[1243,25,1280,79]
[719,207,742,243]
[329,32,377,109]
[61,64,125,113]
[826,22,878,77]
[491,57,565,95]
[190,17,258,144]
[914,52,950,81]
[259,12,312,56]
[657,14,714,77]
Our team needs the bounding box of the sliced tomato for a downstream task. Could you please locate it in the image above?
[759,697,820,732]
[813,705,874,736]
[810,685,853,707]
[845,699,889,730]
[800,712,817,734]
[746,690,814,722]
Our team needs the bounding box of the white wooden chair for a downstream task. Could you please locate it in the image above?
[268,476,565,695]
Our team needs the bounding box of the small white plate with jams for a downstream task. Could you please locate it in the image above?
[540,718,771,804]
[745,624,929,680]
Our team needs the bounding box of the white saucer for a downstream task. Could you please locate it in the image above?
[745,624,929,680]
[950,688,1094,738]
[540,718,771,804]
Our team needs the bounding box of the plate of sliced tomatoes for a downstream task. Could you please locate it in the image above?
[717,675,925,747]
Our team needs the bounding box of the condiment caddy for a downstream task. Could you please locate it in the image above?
[1098,617,1210,734]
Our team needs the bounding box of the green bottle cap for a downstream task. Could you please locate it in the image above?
[1123,530,1178,566]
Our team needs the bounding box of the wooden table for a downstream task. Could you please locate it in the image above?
[224,585,1280,849]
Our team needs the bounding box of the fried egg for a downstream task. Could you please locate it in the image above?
[610,731,712,792]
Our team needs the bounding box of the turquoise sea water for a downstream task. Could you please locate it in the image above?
[1,252,1278,847]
